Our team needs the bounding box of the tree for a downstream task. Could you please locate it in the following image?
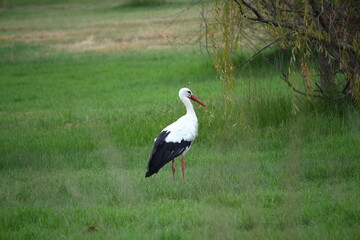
[206,0,360,105]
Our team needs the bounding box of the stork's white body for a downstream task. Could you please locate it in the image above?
[163,112,198,143]
[145,88,206,179]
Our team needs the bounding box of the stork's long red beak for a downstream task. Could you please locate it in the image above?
[189,95,207,107]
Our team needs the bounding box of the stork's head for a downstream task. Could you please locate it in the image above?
[179,88,207,107]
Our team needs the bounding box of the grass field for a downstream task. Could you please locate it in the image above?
[1,1,360,239]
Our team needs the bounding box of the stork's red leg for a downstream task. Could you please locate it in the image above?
[181,155,185,181]
[171,159,176,181]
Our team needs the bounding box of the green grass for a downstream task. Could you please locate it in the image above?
[1,1,360,239]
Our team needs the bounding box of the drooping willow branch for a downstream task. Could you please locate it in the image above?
[235,38,280,68]
[230,0,360,102]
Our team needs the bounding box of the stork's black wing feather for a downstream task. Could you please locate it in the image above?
[145,131,192,178]
[147,131,170,170]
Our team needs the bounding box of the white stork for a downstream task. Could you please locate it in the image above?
[145,88,206,180]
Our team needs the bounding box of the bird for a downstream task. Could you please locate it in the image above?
[145,88,206,180]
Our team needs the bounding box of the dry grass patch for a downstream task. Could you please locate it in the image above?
[0,3,201,52]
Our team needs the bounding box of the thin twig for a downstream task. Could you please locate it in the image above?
[240,0,297,29]
[200,2,212,58]
[161,0,201,33]
[235,39,280,68]
[281,72,324,99]
[315,82,351,100]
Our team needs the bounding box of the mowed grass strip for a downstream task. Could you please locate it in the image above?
[0,0,200,52]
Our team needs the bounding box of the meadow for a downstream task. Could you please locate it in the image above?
[1,1,360,239]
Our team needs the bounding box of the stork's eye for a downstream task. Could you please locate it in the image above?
[187,90,191,94]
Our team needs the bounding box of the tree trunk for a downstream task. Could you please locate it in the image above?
[318,52,335,95]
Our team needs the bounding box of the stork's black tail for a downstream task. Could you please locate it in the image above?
[145,171,154,178]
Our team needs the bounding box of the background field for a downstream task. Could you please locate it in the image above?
[1,1,360,239]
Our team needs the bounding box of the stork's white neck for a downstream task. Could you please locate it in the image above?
[180,95,196,117]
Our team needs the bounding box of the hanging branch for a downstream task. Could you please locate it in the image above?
[315,82,352,101]
[200,2,212,59]
[235,38,280,68]
[280,71,324,99]
[240,0,296,30]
